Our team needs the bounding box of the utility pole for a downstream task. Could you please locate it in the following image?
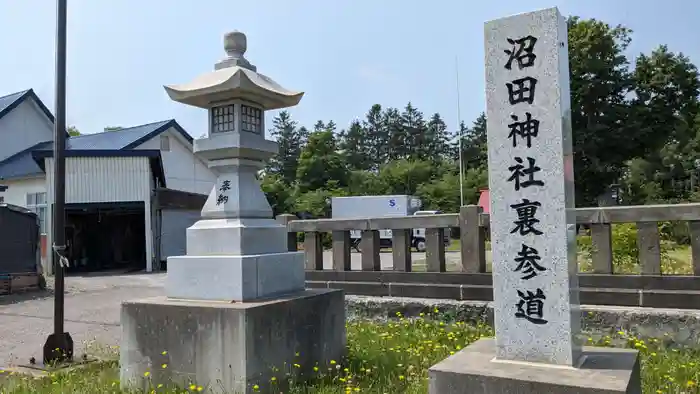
[43,0,73,365]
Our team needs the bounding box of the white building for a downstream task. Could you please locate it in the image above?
[0,89,215,275]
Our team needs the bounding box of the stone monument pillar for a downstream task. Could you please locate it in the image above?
[119,31,345,394]
[428,8,641,393]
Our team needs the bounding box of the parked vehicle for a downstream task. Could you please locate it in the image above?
[330,195,449,252]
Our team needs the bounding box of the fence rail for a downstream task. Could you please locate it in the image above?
[276,203,700,309]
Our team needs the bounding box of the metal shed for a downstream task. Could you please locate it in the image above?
[0,204,40,295]
[0,203,40,274]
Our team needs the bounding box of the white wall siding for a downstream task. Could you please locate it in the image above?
[0,99,54,162]
[0,177,46,207]
[160,209,201,260]
[134,127,215,195]
[45,156,151,204]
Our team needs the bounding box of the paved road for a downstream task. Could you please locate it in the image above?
[0,251,459,368]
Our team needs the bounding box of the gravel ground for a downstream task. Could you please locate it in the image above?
[0,251,460,369]
[0,273,165,368]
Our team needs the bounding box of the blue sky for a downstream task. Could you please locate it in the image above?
[0,0,697,139]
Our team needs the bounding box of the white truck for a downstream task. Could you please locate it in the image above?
[330,195,448,252]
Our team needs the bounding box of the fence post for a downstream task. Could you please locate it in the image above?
[425,228,446,272]
[275,214,298,252]
[360,230,381,271]
[459,205,486,273]
[690,221,700,276]
[590,223,613,274]
[332,230,352,271]
[392,229,412,272]
[303,231,324,270]
[636,222,661,275]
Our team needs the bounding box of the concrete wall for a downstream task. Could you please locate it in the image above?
[133,127,215,195]
[0,98,54,162]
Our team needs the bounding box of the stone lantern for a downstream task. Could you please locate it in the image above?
[162,30,305,300]
[119,31,345,394]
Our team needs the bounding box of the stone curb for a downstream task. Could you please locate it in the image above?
[345,295,700,347]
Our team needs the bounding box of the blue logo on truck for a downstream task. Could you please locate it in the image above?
[389,199,396,207]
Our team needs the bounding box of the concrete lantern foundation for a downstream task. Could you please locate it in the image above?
[120,289,346,394]
[428,338,641,394]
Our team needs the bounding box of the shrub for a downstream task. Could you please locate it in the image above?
[577,223,679,274]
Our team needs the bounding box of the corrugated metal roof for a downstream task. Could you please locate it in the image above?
[0,90,28,114]
[36,119,192,152]
[0,142,51,180]
[0,89,55,123]
[67,120,173,150]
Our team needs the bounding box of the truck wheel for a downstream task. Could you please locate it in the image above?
[415,239,426,252]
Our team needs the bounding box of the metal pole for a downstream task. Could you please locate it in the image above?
[43,0,73,365]
[455,56,464,206]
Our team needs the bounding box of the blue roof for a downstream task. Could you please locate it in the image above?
[0,89,55,123]
[36,119,193,151]
[0,141,51,180]
[0,114,192,185]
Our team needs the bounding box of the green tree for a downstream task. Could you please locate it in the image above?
[67,126,80,136]
[621,45,700,202]
[424,113,451,162]
[377,159,436,196]
[457,114,488,170]
[399,102,427,160]
[417,166,488,214]
[296,129,349,193]
[382,107,403,161]
[339,120,372,171]
[567,17,638,206]
[364,104,389,170]
[267,111,304,185]
[259,172,294,216]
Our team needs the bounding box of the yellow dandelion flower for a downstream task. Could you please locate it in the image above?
[162,363,168,369]
[144,371,150,377]
[252,384,259,392]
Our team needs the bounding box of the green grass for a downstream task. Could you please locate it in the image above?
[2,313,699,393]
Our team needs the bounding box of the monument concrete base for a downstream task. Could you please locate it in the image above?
[428,338,641,394]
[119,289,345,394]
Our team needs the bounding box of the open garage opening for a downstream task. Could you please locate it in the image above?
[64,202,146,274]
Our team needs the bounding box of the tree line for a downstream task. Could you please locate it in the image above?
[261,16,700,218]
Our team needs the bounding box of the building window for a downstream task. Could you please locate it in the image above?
[0,196,4,203]
[240,104,262,134]
[211,104,235,133]
[26,192,47,234]
[160,135,170,151]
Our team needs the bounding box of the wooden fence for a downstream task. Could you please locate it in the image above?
[276,203,700,310]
